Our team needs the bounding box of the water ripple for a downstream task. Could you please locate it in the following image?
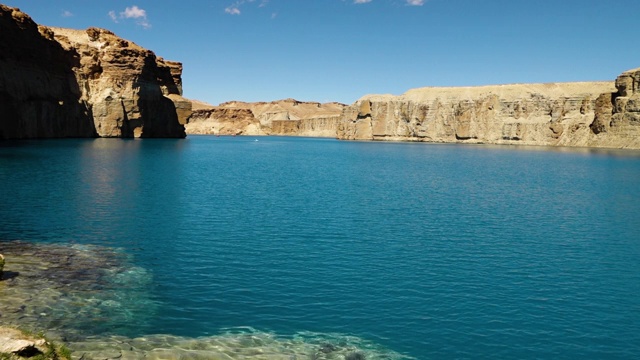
[1,137,640,359]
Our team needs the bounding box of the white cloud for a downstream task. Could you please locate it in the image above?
[406,0,425,5]
[225,0,268,15]
[61,10,73,17]
[354,0,372,3]
[108,5,151,29]
[121,6,146,19]
[225,6,241,15]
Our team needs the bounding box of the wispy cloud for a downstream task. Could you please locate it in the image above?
[406,0,425,5]
[225,6,241,15]
[108,5,151,29]
[108,10,118,23]
[61,10,73,17]
[225,0,269,15]
[354,0,372,4]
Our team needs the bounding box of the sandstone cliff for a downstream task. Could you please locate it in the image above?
[337,71,640,149]
[0,5,95,139]
[185,98,345,137]
[0,5,187,139]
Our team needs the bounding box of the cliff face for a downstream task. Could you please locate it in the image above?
[50,27,187,138]
[0,5,187,139]
[0,5,95,139]
[187,107,261,135]
[185,99,345,137]
[337,72,640,149]
[607,68,640,142]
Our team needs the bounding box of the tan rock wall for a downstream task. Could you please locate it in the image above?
[185,99,346,137]
[0,5,96,139]
[337,77,640,149]
[0,5,186,139]
[186,108,262,135]
[51,27,186,138]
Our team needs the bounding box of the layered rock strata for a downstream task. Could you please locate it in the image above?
[185,98,345,137]
[337,71,640,149]
[0,5,187,139]
[0,5,95,139]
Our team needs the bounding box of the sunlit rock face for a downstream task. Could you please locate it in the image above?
[0,5,187,139]
[337,73,640,149]
[186,99,346,137]
[49,27,187,138]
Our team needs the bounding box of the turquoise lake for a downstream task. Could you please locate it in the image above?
[1,136,640,359]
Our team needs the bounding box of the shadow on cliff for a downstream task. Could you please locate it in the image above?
[0,6,97,139]
[137,56,186,138]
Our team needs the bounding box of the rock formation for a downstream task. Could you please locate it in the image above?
[0,5,187,139]
[0,5,95,139]
[186,68,638,149]
[0,327,48,358]
[337,71,640,149]
[185,98,345,137]
[0,327,70,360]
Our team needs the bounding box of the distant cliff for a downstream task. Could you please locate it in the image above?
[337,68,640,149]
[186,98,345,137]
[186,68,639,149]
[0,5,187,139]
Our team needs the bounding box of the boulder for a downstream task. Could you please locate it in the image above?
[0,327,47,357]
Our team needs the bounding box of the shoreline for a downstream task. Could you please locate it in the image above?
[0,240,411,359]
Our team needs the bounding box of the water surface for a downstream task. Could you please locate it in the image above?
[1,136,640,359]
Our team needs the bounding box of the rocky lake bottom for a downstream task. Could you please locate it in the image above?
[1,241,401,359]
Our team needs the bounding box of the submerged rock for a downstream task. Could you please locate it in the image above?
[0,241,156,340]
[66,329,410,360]
[0,253,4,279]
[345,352,367,360]
[0,242,412,359]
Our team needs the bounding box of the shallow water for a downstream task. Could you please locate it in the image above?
[1,136,640,359]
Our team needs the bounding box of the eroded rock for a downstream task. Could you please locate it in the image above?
[0,5,186,139]
[185,99,346,137]
[0,5,96,139]
[0,327,47,357]
[337,71,640,149]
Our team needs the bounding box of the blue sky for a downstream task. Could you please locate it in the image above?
[5,0,639,105]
